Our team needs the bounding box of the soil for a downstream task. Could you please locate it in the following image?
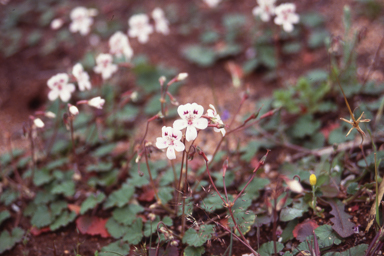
[1,0,384,255]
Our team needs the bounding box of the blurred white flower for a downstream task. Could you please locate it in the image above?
[156,126,185,160]
[109,31,133,60]
[274,3,299,32]
[128,14,153,44]
[47,73,76,102]
[203,0,221,8]
[152,8,170,35]
[69,104,79,116]
[88,96,105,109]
[177,73,188,81]
[173,103,208,141]
[0,0,10,5]
[50,18,64,30]
[45,111,56,119]
[252,0,276,22]
[33,118,45,128]
[93,53,118,80]
[69,6,95,35]
[285,178,303,193]
[72,63,91,91]
[207,104,225,136]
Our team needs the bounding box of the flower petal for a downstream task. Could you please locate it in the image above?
[177,104,190,119]
[156,137,168,149]
[173,140,185,152]
[59,90,71,102]
[173,119,188,131]
[191,103,204,118]
[193,118,208,130]
[48,89,59,101]
[186,125,197,142]
[172,129,183,140]
[166,146,176,160]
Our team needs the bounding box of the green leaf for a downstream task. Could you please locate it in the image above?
[308,30,329,49]
[258,241,284,256]
[240,140,273,162]
[182,225,215,247]
[300,12,325,28]
[158,187,173,204]
[112,204,144,225]
[34,190,57,204]
[323,244,368,256]
[289,114,321,139]
[280,207,304,222]
[105,218,129,239]
[281,219,298,243]
[306,69,328,83]
[182,45,216,67]
[92,143,117,158]
[144,216,172,237]
[99,240,130,256]
[122,218,143,245]
[33,168,52,186]
[111,105,139,123]
[200,31,219,44]
[51,181,75,197]
[201,193,226,213]
[347,182,359,195]
[31,205,52,228]
[104,184,134,209]
[282,42,302,54]
[50,211,76,231]
[239,178,270,200]
[228,197,255,235]
[46,158,69,170]
[212,171,235,188]
[0,210,11,225]
[183,246,205,256]
[50,201,68,217]
[0,227,25,254]
[81,193,106,214]
[0,189,19,206]
[86,162,113,172]
[315,224,342,248]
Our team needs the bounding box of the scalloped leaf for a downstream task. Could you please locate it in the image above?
[122,218,143,245]
[0,227,25,254]
[76,216,110,238]
[0,210,11,225]
[182,225,215,247]
[50,211,76,231]
[328,200,355,238]
[31,205,52,228]
[183,246,205,256]
[103,184,134,209]
[80,193,106,214]
[259,241,284,256]
[112,204,144,225]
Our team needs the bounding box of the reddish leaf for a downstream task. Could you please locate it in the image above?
[220,218,229,229]
[30,227,51,236]
[321,123,340,140]
[293,219,319,242]
[76,216,110,238]
[138,186,155,202]
[68,204,81,214]
[328,200,355,238]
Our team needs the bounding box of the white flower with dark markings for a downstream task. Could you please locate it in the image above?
[72,63,91,91]
[207,104,226,136]
[47,73,76,102]
[156,126,185,160]
[274,3,299,32]
[252,0,276,22]
[173,103,208,141]
[69,6,95,35]
[109,31,133,60]
[128,14,153,44]
[93,53,118,80]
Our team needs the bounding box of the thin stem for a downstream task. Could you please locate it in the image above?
[273,197,277,256]
[223,176,229,203]
[29,129,36,185]
[46,101,62,156]
[181,146,190,237]
[144,145,160,203]
[228,207,249,246]
[170,160,178,213]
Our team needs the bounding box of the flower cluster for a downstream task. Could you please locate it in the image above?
[69,6,97,35]
[152,8,170,35]
[109,31,133,60]
[156,103,226,160]
[72,63,91,91]
[94,53,118,80]
[47,73,76,102]
[252,1,299,32]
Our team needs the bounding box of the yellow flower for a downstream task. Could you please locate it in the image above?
[310,174,317,186]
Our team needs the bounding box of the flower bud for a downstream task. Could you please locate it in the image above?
[285,179,303,193]
[310,174,317,186]
[45,111,56,118]
[88,96,105,109]
[148,213,156,221]
[170,240,179,247]
[159,76,166,85]
[177,73,188,81]
[50,18,63,30]
[33,118,45,128]
[69,105,79,116]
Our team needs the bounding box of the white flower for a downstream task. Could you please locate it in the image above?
[274,3,299,33]
[109,31,133,60]
[285,179,303,193]
[252,0,276,22]
[72,63,91,91]
[207,104,226,136]
[93,53,118,80]
[45,111,56,118]
[152,8,170,35]
[69,6,94,35]
[156,126,185,160]
[47,73,76,102]
[33,118,45,128]
[203,0,221,8]
[173,103,208,142]
[50,18,64,30]
[69,105,79,116]
[128,14,153,44]
[88,96,105,109]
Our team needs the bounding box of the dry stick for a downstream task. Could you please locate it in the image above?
[361,34,384,87]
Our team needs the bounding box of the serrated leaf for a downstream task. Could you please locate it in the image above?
[183,246,205,256]
[86,162,113,172]
[201,193,226,213]
[258,241,284,256]
[0,189,19,206]
[212,171,235,188]
[105,218,129,239]
[315,224,342,248]
[239,178,270,200]
[92,143,117,158]
[182,225,215,247]
[31,205,52,228]
[122,218,143,245]
[33,168,52,186]
[289,114,321,139]
[280,207,304,222]
[34,190,57,204]
[51,181,75,197]
[0,227,25,254]
[112,104,139,123]
[103,184,134,209]
[0,210,11,225]
[112,204,144,225]
[99,240,130,256]
[144,216,172,237]
[76,216,110,238]
[328,200,355,238]
[182,45,216,67]
[281,219,298,243]
[46,158,69,170]
[323,244,368,256]
[158,187,173,204]
[81,193,106,214]
[50,201,68,217]
[50,211,76,231]
[228,200,255,236]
